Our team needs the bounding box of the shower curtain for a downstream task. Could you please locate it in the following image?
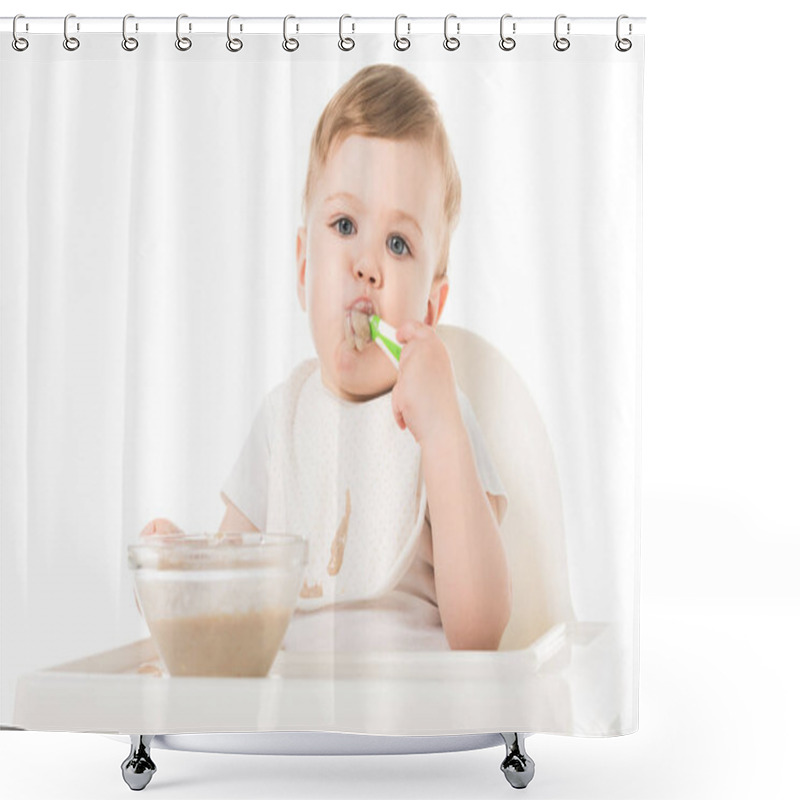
[0,16,643,737]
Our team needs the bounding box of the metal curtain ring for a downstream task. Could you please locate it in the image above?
[338,14,355,51]
[122,14,139,51]
[394,15,410,51]
[227,15,243,52]
[615,14,632,52]
[499,14,516,51]
[283,15,299,52]
[175,14,192,51]
[553,14,570,52]
[63,13,80,51]
[12,14,29,51]
[443,14,460,51]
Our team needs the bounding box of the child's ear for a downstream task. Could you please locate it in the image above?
[425,274,449,326]
[296,226,307,311]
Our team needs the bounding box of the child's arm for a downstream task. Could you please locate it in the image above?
[420,425,512,650]
[139,499,258,538]
[218,498,259,533]
[393,322,512,651]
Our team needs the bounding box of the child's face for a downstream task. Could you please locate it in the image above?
[297,134,449,401]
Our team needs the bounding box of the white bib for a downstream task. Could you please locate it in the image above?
[265,360,427,612]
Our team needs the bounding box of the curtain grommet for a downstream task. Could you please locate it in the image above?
[175,14,192,51]
[283,15,299,52]
[121,14,139,52]
[338,14,355,51]
[499,14,516,51]
[63,13,80,52]
[443,14,460,51]
[553,14,570,52]
[226,15,243,52]
[12,14,29,51]
[615,15,632,52]
[394,15,411,51]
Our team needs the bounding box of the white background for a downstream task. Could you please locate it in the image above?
[1,1,798,799]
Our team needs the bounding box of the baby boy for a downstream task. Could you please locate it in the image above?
[143,64,511,652]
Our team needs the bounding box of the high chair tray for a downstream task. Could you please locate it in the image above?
[13,621,624,735]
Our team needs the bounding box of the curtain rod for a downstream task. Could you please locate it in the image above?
[1,16,646,37]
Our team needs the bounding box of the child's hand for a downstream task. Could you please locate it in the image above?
[138,518,182,538]
[391,321,464,449]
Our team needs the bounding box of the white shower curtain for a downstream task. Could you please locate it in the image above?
[1,18,643,736]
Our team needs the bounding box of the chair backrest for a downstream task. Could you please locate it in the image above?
[438,325,575,650]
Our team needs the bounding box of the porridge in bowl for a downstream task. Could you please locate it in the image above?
[128,533,307,677]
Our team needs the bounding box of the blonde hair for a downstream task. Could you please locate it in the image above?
[302,64,461,277]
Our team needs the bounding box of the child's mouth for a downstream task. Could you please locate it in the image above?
[344,300,374,351]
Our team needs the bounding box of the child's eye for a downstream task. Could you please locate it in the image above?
[388,234,410,257]
[334,218,355,236]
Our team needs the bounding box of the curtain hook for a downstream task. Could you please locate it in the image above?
[499,14,516,51]
[283,15,299,52]
[394,14,410,51]
[615,15,632,52]
[226,15,243,52]
[553,14,570,52]
[443,14,460,51]
[122,14,139,52]
[63,13,80,51]
[175,13,192,51]
[12,14,29,52]
[338,14,355,51]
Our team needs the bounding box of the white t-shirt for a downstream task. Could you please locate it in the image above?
[221,360,507,652]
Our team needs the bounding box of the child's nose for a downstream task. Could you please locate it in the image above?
[353,257,381,287]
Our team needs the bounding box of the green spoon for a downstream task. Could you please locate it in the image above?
[369,314,402,367]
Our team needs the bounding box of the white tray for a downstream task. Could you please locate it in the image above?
[13,622,623,736]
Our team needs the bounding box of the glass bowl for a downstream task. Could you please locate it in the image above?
[128,532,307,677]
